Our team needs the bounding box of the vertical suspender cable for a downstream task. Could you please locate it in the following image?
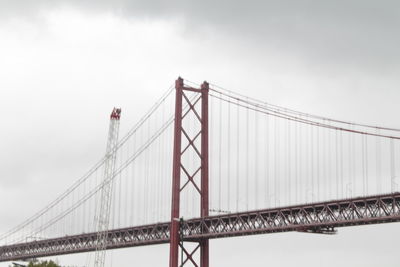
[218,92,222,211]
[265,113,270,207]
[352,126,356,196]
[365,134,369,195]
[310,122,314,202]
[391,138,396,192]
[299,121,303,202]
[362,134,366,195]
[255,110,259,208]
[328,123,332,199]
[295,120,298,203]
[227,95,231,212]
[323,122,327,200]
[118,148,122,228]
[335,130,339,198]
[287,117,291,205]
[376,130,381,194]
[236,98,240,212]
[125,139,130,226]
[340,131,344,198]
[347,132,351,198]
[246,98,250,210]
[316,124,320,201]
[274,115,279,206]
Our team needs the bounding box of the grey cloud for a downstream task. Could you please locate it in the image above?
[2,0,399,73]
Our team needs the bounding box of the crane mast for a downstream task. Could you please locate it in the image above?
[93,108,121,267]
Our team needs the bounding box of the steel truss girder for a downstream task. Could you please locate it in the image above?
[1,192,400,262]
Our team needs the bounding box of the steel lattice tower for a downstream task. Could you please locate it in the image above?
[93,108,121,267]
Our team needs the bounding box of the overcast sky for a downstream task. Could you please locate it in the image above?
[1,1,400,266]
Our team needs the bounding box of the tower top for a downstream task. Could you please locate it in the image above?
[110,108,121,120]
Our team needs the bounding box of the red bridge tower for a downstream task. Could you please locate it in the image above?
[169,77,210,267]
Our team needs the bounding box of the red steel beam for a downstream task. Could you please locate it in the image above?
[200,81,209,267]
[169,77,184,267]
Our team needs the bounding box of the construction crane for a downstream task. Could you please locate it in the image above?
[93,108,121,267]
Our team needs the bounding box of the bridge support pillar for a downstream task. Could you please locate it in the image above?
[169,77,210,267]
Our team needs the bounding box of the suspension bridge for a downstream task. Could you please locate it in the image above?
[1,77,400,267]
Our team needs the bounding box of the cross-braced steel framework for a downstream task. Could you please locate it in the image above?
[1,193,400,262]
[170,78,209,267]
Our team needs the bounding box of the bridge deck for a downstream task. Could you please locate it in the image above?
[1,192,400,262]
